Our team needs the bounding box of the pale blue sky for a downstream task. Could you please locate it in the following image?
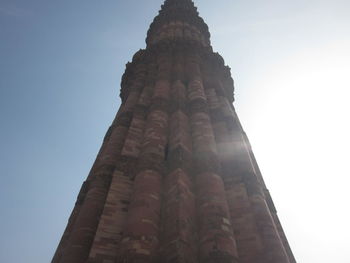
[1,0,349,262]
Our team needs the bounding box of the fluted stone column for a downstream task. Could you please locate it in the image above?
[52,61,147,263]
[160,50,198,262]
[117,52,172,262]
[53,1,295,262]
[186,53,239,263]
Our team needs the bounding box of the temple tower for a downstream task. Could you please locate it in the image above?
[52,0,296,262]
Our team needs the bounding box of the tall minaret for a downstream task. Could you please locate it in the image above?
[52,1,296,262]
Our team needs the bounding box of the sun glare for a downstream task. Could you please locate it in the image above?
[243,40,350,262]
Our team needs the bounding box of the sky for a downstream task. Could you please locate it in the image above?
[1,0,349,262]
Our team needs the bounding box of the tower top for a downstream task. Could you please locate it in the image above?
[146,0,211,47]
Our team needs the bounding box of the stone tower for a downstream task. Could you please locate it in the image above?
[52,0,296,262]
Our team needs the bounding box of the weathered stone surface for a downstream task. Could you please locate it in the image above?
[52,1,295,263]
[88,171,133,262]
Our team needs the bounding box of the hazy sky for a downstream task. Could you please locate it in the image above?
[1,0,349,262]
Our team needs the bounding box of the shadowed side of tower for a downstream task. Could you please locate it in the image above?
[52,0,296,262]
